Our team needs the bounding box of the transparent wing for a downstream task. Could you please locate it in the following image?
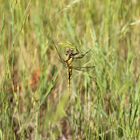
[73,65,95,79]
[73,66,95,71]
[52,40,66,67]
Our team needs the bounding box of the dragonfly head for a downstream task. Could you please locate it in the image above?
[66,48,74,56]
[66,48,79,58]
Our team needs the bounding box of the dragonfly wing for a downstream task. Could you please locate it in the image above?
[73,66,95,79]
[73,66,95,71]
[53,41,66,66]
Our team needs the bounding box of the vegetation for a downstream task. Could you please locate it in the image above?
[0,0,140,139]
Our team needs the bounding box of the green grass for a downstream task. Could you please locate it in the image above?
[0,0,140,139]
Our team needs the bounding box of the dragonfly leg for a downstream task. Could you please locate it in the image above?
[74,49,91,59]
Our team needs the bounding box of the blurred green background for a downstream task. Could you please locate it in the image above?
[0,0,140,139]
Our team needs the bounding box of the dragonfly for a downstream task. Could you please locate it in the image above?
[52,41,95,93]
